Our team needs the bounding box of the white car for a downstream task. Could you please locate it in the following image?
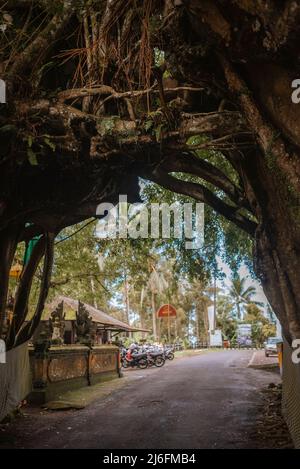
[264,337,281,357]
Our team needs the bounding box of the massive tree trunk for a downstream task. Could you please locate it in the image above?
[1,0,300,347]
[218,56,300,341]
[252,167,300,342]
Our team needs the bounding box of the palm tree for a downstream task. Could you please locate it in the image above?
[229,275,262,320]
[147,266,169,340]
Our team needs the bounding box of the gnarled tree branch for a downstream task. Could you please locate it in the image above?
[14,232,55,348]
[147,168,257,237]
[7,235,47,347]
[162,152,251,210]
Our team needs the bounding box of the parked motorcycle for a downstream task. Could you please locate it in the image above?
[121,349,148,369]
[147,351,165,367]
[120,343,175,369]
[164,348,175,361]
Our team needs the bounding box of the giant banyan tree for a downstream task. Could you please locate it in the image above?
[1,0,300,348]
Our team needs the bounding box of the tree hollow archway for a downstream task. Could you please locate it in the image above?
[1,0,300,347]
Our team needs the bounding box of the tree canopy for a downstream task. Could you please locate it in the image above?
[1,0,300,347]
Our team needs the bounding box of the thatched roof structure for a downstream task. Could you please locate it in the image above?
[45,296,149,333]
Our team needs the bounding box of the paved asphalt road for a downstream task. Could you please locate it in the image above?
[0,350,280,449]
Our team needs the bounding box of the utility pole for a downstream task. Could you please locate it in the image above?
[151,292,157,341]
[213,274,217,330]
[124,272,130,325]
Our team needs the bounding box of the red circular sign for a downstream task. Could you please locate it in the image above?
[157,304,177,318]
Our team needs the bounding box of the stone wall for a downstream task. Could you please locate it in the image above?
[29,345,120,403]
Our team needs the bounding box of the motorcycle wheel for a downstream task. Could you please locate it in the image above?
[122,359,129,368]
[154,356,165,367]
[167,352,175,360]
[137,358,148,369]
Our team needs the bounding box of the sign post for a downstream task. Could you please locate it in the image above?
[157,304,177,343]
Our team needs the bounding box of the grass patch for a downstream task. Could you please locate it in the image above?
[175,348,219,359]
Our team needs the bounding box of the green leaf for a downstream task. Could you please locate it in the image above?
[0,125,16,135]
[27,135,33,148]
[44,137,56,152]
[27,149,38,166]
[145,120,153,132]
[155,124,163,142]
